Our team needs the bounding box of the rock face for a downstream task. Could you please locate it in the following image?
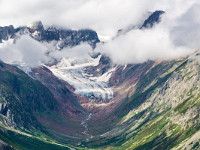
[43,28,100,49]
[0,61,59,130]
[0,21,100,48]
[0,25,15,42]
[141,10,165,29]
[0,140,14,150]
[115,10,165,38]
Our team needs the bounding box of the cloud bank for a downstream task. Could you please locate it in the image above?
[0,0,200,65]
[0,0,181,36]
[96,0,200,64]
[0,35,48,67]
[0,35,93,67]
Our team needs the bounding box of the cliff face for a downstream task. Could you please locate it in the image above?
[0,21,100,49]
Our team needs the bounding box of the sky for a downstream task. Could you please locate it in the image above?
[0,0,200,65]
[0,0,190,36]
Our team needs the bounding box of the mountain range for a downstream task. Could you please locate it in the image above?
[0,10,199,150]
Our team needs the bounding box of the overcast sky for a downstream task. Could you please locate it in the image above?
[0,0,192,36]
[0,0,200,65]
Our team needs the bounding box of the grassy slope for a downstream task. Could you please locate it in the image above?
[104,58,200,150]
[77,57,200,150]
[0,126,74,150]
[1,56,200,150]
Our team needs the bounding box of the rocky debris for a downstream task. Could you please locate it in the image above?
[84,54,113,77]
[81,113,92,138]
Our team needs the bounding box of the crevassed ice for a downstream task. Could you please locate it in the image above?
[48,55,114,101]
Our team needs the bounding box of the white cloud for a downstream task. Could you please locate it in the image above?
[0,35,49,67]
[95,0,200,64]
[0,0,200,65]
[49,43,93,61]
[0,0,172,36]
[0,36,93,67]
[96,27,192,64]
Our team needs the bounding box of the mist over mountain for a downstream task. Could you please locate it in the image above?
[97,4,200,64]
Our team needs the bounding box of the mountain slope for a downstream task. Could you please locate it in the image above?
[1,52,199,150]
[78,54,200,150]
[0,60,57,130]
[0,60,84,149]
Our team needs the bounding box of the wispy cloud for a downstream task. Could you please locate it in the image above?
[0,35,93,67]
[0,0,172,36]
[96,0,200,64]
[0,35,48,67]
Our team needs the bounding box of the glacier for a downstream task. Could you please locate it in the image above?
[48,54,114,101]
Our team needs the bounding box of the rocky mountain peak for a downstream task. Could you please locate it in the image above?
[115,10,165,38]
[141,10,165,29]
[0,21,100,48]
[27,21,44,31]
[0,25,15,42]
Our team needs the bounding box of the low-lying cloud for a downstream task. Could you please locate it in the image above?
[97,28,192,64]
[49,44,93,61]
[96,1,200,64]
[0,0,184,36]
[0,0,200,66]
[0,35,93,67]
[0,35,48,67]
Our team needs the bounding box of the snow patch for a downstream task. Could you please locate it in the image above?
[98,35,112,42]
[14,63,32,75]
[90,67,116,82]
